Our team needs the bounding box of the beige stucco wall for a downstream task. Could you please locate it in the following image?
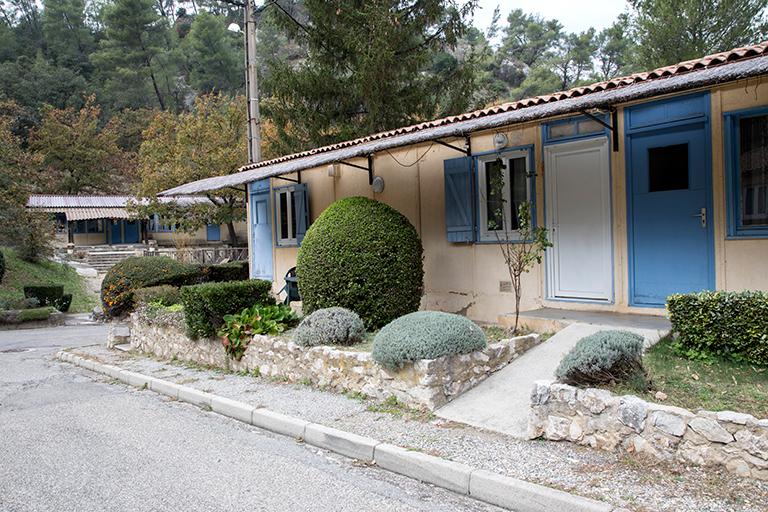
[264,78,768,324]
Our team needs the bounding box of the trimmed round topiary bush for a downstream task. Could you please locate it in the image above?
[296,196,424,329]
[555,330,646,387]
[101,256,199,317]
[293,307,366,347]
[372,311,486,370]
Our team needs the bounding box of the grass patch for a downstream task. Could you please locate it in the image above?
[608,336,768,418]
[366,395,435,421]
[0,248,97,313]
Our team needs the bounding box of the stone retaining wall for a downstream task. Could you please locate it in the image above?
[529,381,768,480]
[128,309,541,410]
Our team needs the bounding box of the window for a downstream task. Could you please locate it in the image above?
[725,108,768,237]
[73,219,104,233]
[273,184,310,247]
[477,151,531,241]
[544,115,606,143]
[648,143,689,192]
[276,188,297,246]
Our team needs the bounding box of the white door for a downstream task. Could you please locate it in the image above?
[545,137,613,301]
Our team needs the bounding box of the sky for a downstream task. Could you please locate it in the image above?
[473,0,629,38]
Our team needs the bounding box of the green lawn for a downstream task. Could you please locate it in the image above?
[0,248,98,313]
[609,337,768,418]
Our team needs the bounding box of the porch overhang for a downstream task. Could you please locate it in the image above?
[30,207,131,221]
[158,45,768,197]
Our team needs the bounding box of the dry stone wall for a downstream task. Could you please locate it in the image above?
[128,309,541,410]
[529,381,768,481]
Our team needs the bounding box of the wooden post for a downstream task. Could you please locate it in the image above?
[244,1,261,164]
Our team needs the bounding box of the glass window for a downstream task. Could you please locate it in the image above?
[648,144,689,192]
[549,123,575,139]
[275,188,298,245]
[478,152,531,241]
[739,115,768,227]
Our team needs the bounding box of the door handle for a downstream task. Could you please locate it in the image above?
[692,207,706,228]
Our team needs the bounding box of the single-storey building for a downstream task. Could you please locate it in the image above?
[160,42,768,324]
[27,195,247,247]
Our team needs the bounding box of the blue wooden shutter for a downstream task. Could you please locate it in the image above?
[294,183,310,245]
[443,157,475,243]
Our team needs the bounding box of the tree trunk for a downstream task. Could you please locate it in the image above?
[226,221,238,246]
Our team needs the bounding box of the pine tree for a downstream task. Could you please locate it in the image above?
[183,11,242,95]
[263,0,479,154]
[42,0,94,74]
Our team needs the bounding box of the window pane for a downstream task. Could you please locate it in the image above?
[484,159,505,231]
[549,123,575,139]
[279,192,289,239]
[648,144,688,192]
[290,191,297,237]
[509,157,527,230]
[576,119,603,135]
[740,115,768,226]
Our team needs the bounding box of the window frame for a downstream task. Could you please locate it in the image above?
[73,219,104,234]
[274,185,298,247]
[476,147,534,243]
[724,106,768,238]
[543,114,609,145]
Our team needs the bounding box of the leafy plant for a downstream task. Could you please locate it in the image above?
[555,330,647,387]
[372,311,486,370]
[134,285,181,307]
[297,196,424,330]
[667,291,768,365]
[218,304,299,360]
[180,279,274,338]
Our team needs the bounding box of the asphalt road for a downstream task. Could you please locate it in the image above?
[0,326,501,512]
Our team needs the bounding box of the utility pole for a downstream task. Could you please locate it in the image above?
[244,0,261,164]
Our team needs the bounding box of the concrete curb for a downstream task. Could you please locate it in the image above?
[57,350,616,512]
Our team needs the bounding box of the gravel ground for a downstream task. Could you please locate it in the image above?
[73,344,768,512]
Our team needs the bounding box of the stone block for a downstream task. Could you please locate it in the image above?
[618,396,648,433]
[374,443,471,495]
[304,423,379,462]
[651,410,688,437]
[716,411,756,426]
[688,417,734,444]
[578,388,614,414]
[211,396,254,424]
[120,370,153,389]
[177,386,213,408]
[545,416,570,441]
[149,378,181,399]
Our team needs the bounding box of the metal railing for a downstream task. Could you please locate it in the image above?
[143,246,248,264]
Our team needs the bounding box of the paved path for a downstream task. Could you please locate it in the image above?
[436,321,669,438]
[0,326,501,512]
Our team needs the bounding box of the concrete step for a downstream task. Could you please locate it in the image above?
[113,343,132,352]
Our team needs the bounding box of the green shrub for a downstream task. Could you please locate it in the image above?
[372,311,486,370]
[219,304,299,360]
[0,297,40,310]
[199,261,249,282]
[555,330,646,387]
[18,307,54,322]
[134,285,181,307]
[101,256,199,317]
[23,285,64,307]
[296,196,424,330]
[667,291,768,365]
[0,249,5,283]
[180,279,274,338]
[293,307,365,347]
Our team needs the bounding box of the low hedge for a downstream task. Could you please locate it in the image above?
[180,279,274,338]
[667,291,768,365]
[0,249,5,283]
[134,285,181,307]
[0,307,53,324]
[101,257,200,317]
[372,311,486,370]
[199,261,249,283]
[23,285,71,312]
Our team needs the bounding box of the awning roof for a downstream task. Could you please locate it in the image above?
[159,42,768,197]
[34,207,130,221]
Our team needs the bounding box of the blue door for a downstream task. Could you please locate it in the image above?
[124,220,140,243]
[110,220,122,244]
[206,224,221,242]
[626,95,714,306]
[249,180,273,280]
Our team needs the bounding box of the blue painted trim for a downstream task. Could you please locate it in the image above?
[472,144,537,244]
[542,114,610,145]
[624,92,716,308]
[724,105,768,238]
[248,184,274,281]
[624,92,710,134]
[273,184,301,247]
